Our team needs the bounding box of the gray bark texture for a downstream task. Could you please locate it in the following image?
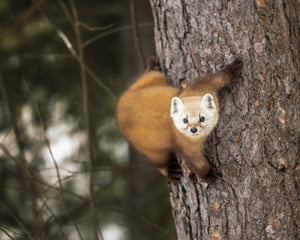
[149,0,299,239]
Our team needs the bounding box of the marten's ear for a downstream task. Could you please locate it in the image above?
[179,79,188,89]
[200,94,216,109]
[171,97,184,116]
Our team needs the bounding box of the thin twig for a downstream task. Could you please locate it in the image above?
[79,22,113,31]
[0,73,42,238]
[57,0,113,33]
[0,144,34,180]
[14,53,73,58]
[43,205,69,240]
[129,0,146,69]
[23,78,84,240]
[56,0,73,23]
[0,226,15,240]
[22,172,170,236]
[0,143,53,197]
[0,202,33,239]
[69,1,102,239]
[0,143,72,239]
[82,22,153,48]
[31,0,117,100]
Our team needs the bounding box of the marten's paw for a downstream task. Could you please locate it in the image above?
[147,56,161,72]
[204,169,222,185]
[222,58,243,84]
[157,156,182,183]
[166,155,182,183]
[167,161,182,183]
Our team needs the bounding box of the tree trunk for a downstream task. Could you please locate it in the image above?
[150,0,299,239]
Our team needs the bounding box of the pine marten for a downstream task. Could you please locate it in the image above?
[117,57,243,183]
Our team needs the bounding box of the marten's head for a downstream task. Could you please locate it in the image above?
[170,94,219,138]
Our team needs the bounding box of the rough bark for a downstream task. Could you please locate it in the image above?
[150,0,300,239]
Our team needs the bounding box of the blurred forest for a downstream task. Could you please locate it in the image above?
[0,0,176,239]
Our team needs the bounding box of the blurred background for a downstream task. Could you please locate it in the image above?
[0,0,176,239]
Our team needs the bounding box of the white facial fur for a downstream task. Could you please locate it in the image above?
[170,94,218,138]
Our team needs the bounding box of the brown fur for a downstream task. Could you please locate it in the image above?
[117,59,243,182]
[117,71,179,166]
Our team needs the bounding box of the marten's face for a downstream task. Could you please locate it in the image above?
[170,95,219,138]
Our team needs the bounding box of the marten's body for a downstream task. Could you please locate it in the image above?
[117,71,178,170]
[117,58,243,182]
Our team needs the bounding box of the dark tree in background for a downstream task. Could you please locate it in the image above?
[150,0,299,239]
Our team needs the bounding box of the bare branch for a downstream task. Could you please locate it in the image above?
[69,1,102,239]
[0,144,33,179]
[23,78,84,240]
[56,0,73,23]
[130,0,146,69]
[79,22,113,31]
[82,22,153,48]
[43,205,69,240]
[0,143,72,239]
[31,0,117,100]
[0,226,15,240]
[13,53,73,59]
[0,73,43,238]
[0,202,33,239]
[57,0,113,32]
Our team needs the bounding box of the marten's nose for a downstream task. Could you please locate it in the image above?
[190,128,197,133]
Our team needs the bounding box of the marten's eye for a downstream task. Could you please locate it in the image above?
[199,116,205,122]
[183,118,188,124]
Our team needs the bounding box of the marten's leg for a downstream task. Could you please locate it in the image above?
[209,58,243,90]
[184,154,220,184]
[157,152,182,183]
